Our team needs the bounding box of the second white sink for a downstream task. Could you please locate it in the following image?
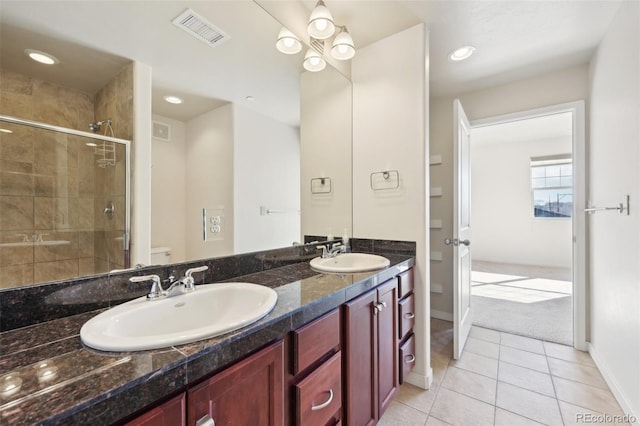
[80,282,277,352]
[310,253,391,273]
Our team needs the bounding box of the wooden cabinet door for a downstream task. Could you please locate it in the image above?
[376,279,398,417]
[187,340,284,426]
[343,289,377,426]
[125,393,185,426]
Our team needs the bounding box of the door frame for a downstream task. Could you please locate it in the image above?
[470,100,587,350]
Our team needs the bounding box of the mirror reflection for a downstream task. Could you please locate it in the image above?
[0,1,353,288]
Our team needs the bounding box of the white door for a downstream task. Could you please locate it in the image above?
[448,99,473,359]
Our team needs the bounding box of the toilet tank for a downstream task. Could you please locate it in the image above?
[150,247,172,265]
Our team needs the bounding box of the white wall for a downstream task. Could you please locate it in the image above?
[353,23,431,388]
[150,114,186,262]
[233,105,300,253]
[471,136,572,267]
[300,68,352,240]
[185,103,234,260]
[588,1,640,420]
[430,65,589,317]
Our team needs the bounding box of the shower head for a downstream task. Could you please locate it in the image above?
[88,119,112,133]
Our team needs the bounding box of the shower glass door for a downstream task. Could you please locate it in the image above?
[0,116,130,289]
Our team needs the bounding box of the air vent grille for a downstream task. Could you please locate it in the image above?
[172,9,230,48]
[310,37,325,54]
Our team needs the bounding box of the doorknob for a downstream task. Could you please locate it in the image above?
[444,238,470,247]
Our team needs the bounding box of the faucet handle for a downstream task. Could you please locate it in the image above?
[185,265,208,277]
[129,275,163,300]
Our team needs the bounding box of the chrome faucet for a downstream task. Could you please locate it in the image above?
[317,242,346,259]
[129,266,209,301]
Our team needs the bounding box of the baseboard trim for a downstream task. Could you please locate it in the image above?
[588,343,639,425]
[405,368,432,390]
[431,309,453,322]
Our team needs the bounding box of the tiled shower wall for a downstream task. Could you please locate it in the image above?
[0,64,133,288]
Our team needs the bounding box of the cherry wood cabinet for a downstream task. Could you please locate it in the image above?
[343,278,398,426]
[124,393,185,426]
[187,340,284,426]
[397,269,416,384]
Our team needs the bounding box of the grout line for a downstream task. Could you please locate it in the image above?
[494,342,501,425]
[544,343,566,425]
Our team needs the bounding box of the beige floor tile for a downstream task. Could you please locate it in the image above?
[500,346,550,373]
[498,361,555,397]
[449,351,498,379]
[543,341,595,366]
[378,401,429,426]
[395,383,438,414]
[558,401,628,426]
[552,376,624,416]
[500,332,545,354]
[441,365,497,404]
[494,408,545,426]
[430,388,495,426]
[496,382,563,425]
[464,337,500,359]
[426,416,452,426]
[470,326,501,344]
[547,357,608,389]
[431,357,450,388]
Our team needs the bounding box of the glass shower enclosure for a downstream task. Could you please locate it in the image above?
[0,115,130,289]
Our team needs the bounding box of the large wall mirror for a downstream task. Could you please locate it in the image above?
[0,0,352,289]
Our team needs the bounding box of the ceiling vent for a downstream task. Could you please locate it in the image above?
[310,37,325,55]
[172,9,230,48]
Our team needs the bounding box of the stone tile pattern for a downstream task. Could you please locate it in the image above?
[381,320,632,426]
[0,253,414,424]
[0,65,133,289]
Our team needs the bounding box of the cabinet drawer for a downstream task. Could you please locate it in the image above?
[292,309,340,375]
[398,294,415,341]
[399,334,416,385]
[397,269,414,300]
[296,351,342,426]
[125,393,185,426]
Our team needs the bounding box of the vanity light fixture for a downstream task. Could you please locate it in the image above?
[25,49,59,65]
[448,45,476,62]
[331,26,355,60]
[276,27,302,54]
[164,95,184,104]
[307,0,335,40]
[303,48,326,72]
[275,1,355,71]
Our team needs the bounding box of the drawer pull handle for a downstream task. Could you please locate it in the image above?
[196,414,215,426]
[405,354,416,364]
[311,389,334,411]
[404,312,415,319]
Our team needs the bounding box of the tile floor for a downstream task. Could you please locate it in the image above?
[378,318,629,426]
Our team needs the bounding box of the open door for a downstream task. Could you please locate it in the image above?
[447,99,473,359]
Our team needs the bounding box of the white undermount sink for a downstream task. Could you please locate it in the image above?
[310,253,391,273]
[80,283,278,352]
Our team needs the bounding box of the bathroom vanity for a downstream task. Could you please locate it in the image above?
[0,240,416,425]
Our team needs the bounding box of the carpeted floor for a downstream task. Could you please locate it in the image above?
[471,261,573,345]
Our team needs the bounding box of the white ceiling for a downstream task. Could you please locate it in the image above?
[0,1,623,124]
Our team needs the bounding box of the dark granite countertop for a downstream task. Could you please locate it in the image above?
[0,254,414,425]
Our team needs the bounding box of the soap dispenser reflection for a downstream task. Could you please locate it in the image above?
[342,228,351,252]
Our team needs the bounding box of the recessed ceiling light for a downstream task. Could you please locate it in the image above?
[448,46,476,62]
[164,96,183,104]
[24,49,59,65]
[245,96,255,102]
[0,128,13,134]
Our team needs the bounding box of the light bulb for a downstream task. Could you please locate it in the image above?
[307,0,335,39]
[276,27,302,54]
[303,49,326,72]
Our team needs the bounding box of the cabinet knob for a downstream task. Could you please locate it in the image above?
[311,388,334,411]
[196,414,215,426]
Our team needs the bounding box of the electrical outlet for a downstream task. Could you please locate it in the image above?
[203,208,224,241]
